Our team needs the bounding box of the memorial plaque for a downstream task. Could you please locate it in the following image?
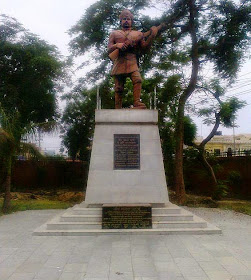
[102,206,152,229]
[114,134,140,170]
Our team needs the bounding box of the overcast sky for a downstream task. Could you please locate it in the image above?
[1,0,251,152]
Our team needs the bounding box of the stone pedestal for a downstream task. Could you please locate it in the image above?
[85,109,169,206]
[33,110,221,235]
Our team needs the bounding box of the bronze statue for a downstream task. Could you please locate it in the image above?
[108,9,162,109]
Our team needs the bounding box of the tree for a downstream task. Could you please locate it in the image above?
[189,82,245,198]
[0,15,64,212]
[68,0,251,203]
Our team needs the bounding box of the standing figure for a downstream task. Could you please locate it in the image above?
[108,9,159,109]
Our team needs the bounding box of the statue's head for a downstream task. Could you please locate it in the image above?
[119,9,133,29]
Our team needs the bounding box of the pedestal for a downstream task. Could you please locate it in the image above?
[85,109,169,206]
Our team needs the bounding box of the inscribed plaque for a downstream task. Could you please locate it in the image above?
[102,206,152,229]
[114,134,140,169]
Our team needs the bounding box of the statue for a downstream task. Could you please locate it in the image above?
[108,9,162,109]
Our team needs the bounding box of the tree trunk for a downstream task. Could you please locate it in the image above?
[175,99,186,204]
[199,151,217,187]
[2,156,12,213]
[174,0,199,204]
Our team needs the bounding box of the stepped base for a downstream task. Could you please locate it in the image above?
[33,202,221,236]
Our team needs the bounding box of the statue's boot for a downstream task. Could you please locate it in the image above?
[115,92,123,109]
[133,83,146,109]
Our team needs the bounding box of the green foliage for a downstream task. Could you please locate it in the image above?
[0,15,64,211]
[227,170,242,187]
[183,116,197,146]
[61,87,97,160]
[206,1,251,80]
[212,180,229,201]
[0,16,63,128]
[220,98,246,127]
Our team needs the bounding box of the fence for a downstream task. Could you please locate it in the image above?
[0,159,89,192]
[207,150,251,157]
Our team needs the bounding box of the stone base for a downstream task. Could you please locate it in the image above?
[33,202,221,236]
[85,109,169,205]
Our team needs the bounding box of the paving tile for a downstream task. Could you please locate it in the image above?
[190,252,215,262]
[184,277,209,280]
[132,261,158,277]
[169,249,193,258]
[110,257,133,272]
[134,277,159,280]
[205,270,232,280]
[223,265,251,276]
[179,266,208,277]
[109,271,133,280]
[0,254,10,263]
[44,254,69,269]
[154,261,180,272]
[158,271,183,279]
[34,267,63,280]
[112,247,131,256]
[132,257,152,266]
[151,252,173,262]
[81,277,109,280]
[8,272,35,280]
[198,261,225,271]
[16,261,45,273]
[112,241,130,248]
[150,246,170,254]
[234,276,251,280]
[63,263,88,273]
[174,257,199,267]
[0,267,16,279]
[59,272,83,280]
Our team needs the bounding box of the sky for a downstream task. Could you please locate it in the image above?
[1,0,251,153]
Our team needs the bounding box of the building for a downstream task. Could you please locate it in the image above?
[195,133,251,155]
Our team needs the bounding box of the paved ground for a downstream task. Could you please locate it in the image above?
[0,207,251,280]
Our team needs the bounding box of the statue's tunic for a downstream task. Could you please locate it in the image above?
[108,30,144,76]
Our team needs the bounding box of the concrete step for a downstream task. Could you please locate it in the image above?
[33,204,221,236]
[153,220,207,229]
[47,222,102,230]
[34,226,221,236]
[60,214,101,222]
[72,208,102,215]
[152,214,193,222]
[152,207,181,214]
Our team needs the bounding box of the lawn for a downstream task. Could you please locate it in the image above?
[169,191,251,216]
[0,198,72,216]
[0,190,84,216]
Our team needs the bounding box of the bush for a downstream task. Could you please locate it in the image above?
[212,181,229,201]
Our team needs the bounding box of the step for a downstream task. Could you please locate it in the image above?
[152,207,181,214]
[153,221,207,229]
[60,214,101,223]
[34,226,221,236]
[33,204,221,236]
[47,222,102,230]
[152,214,193,222]
[72,208,102,215]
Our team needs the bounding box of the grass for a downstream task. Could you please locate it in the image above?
[218,200,251,216]
[169,190,251,216]
[0,198,73,216]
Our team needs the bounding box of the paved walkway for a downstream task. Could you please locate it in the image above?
[0,207,251,280]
